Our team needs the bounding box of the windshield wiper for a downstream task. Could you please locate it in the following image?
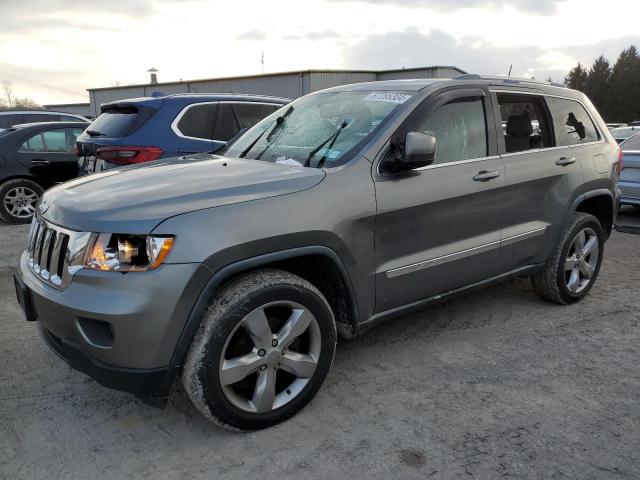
[86,129,105,137]
[304,120,349,168]
[239,105,294,159]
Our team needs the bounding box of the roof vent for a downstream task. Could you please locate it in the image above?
[148,68,159,85]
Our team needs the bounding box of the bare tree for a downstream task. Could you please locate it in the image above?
[1,80,14,108]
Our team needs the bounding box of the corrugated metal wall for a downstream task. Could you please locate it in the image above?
[376,67,462,81]
[307,72,377,93]
[87,68,463,115]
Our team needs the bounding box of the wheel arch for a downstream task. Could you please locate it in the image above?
[170,246,358,369]
[571,189,615,238]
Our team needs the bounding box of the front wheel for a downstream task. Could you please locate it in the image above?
[0,179,43,224]
[182,269,336,430]
[532,212,604,304]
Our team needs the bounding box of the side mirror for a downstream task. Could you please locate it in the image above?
[398,131,437,168]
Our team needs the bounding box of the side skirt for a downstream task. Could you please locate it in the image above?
[355,264,544,335]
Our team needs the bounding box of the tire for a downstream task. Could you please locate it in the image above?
[182,269,337,430]
[532,212,604,305]
[0,179,43,224]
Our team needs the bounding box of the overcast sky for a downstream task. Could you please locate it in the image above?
[0,0,638,105]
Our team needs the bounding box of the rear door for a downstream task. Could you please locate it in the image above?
[14,127,83,184]
[493,90,584,271]
[373,87,506,312]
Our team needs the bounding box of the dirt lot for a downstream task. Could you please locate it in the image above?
[1,221,640,479]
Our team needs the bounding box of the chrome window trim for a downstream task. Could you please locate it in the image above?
[385,226,548,278]
[171,101,283,143]
[414,155,501,171]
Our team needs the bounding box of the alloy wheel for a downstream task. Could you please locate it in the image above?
[219,300,321,413]
[564,227,599,294]
[4,186,39,219]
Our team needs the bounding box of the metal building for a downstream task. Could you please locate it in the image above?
[42,102,93,118]
[86,66,465,117]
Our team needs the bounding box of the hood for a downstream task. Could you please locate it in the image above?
[41,154,325,233]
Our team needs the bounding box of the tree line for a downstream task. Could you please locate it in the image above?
[0,80,41,111]
[565,46,640,123]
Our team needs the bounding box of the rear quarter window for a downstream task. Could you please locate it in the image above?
[548,97,600,146]
[175,103,219,140]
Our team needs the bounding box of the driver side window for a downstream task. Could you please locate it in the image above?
[416,97,488,164]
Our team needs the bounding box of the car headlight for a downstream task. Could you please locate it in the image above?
[84,234,174,272]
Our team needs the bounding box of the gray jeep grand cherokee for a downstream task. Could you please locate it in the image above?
[14,75,621,430]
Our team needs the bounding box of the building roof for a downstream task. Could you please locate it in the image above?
[87,66,466,92]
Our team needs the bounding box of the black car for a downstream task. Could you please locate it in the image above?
[0,121,88,223]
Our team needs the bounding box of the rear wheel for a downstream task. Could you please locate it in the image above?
[0,179,43,224]
[532,212,604,304]
[182,269,336,430]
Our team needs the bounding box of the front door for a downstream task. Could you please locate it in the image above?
[373,88,506,313]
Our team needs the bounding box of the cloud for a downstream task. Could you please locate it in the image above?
[325,0,561,15]
[282,30,342,41]
[237,28,269,41]
[344,28,640,82]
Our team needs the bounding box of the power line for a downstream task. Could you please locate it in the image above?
[0,71,87,99]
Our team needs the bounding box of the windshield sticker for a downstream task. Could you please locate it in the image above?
[317,148,342,159]
[364,92,411,104]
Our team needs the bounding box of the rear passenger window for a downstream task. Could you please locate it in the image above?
[213,103,240,141]
[548,97,600,146]
[20,133,46,152]
[42,130,68,152]
[176,103,218,140]
[496,94,553,153]
[232,103,280,129]
[416,97,488,164]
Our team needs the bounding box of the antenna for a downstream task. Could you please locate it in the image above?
[261,52,264,74]
[507,64,513,77]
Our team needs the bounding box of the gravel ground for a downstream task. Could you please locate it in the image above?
[1,222,640,479]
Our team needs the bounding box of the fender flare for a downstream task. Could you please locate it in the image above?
[169,245,358,368]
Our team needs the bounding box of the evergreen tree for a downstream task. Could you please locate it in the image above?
[585,55,611,120]
[609,46,640,122]
[564,62,588,91]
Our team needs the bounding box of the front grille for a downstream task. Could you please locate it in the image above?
[26,216,90,289]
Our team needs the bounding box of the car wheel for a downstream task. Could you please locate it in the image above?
[532,212,604,304]
[182,269,337,430]
[0,179,43,224]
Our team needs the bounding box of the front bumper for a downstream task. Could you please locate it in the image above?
[16,251,212,398]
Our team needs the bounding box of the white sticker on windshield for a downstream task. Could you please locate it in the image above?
[364,92,411,104]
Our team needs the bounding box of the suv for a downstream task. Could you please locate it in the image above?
[14,76,621,430]
[0,111,88,131]
[76,93,289,173]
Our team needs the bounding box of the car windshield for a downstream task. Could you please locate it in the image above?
[224,90,413,168]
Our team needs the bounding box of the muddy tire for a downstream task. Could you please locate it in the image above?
[0,179,43,224]
[182,269,336,430]
[532,212,604,305]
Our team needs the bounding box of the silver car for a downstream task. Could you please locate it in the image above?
[619,132,640,206]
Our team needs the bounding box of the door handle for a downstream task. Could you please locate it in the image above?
[556,156,576,166]
[30,160,50,165]
[473,170,501,182]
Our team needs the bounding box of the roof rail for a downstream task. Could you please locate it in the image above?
[455,73,565,88]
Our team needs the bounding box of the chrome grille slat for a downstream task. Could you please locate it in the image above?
[24,216,90,290]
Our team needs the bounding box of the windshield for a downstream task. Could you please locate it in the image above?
[224,90,413,168]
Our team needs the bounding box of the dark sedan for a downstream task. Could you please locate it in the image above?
[0,121,88,223]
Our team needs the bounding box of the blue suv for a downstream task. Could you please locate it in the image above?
[76,93,289,173]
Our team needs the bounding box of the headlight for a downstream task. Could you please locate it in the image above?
[84,234,174,272]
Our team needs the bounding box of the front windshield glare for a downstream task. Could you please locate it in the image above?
[225,91,413,168]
